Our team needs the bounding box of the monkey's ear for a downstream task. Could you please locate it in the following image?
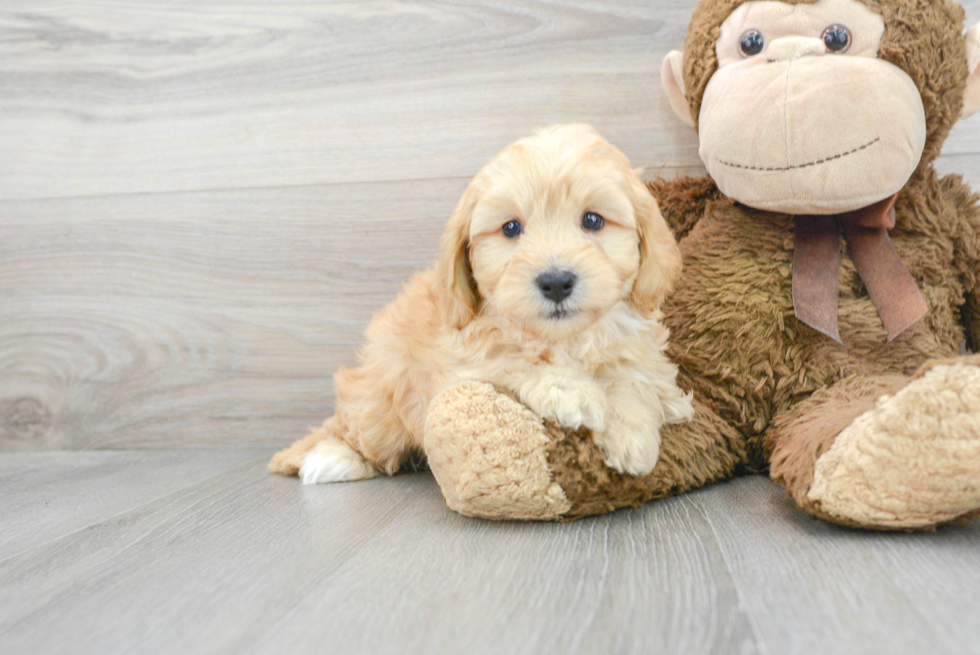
[963,24,980,119]
[662,51,695,128]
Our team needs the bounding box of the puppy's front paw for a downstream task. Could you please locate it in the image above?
[595,421,661,477]
[299,436,379,484]
[521,375,606,432]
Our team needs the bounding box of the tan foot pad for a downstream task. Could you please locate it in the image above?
[808,361,980,529]
[424,382,571,521]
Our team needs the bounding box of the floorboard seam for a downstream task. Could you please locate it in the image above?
[0,163,718,204]
[697,487,773,655]
[0,175,474,204]
[231,486,434,652]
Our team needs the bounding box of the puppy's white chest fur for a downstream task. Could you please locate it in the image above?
[452,303,693,476]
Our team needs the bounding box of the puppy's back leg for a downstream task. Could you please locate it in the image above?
[270,270,434,481]
[268,417,379,483]
[267,419,338,476]
[299,433,379,484]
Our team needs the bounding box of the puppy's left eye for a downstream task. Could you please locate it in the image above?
[502,219,523,238]
[581,212,605,232]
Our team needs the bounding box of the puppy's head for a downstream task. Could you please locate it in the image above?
[438,124,681,339]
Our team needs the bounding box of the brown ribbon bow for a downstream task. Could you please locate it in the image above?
[793,194,928,344]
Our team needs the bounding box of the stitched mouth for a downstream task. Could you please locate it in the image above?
[716,137,880,173]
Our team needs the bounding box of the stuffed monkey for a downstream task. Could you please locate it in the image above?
[423,0,980,529]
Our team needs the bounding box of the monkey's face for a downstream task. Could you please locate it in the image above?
[697,0,926,215]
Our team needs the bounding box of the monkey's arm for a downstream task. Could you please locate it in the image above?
[647,175,721,240]
[946,173,980,352]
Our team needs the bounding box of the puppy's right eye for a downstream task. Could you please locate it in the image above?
[502,220,523,238]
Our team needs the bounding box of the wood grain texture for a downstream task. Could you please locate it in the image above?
[0,449,752,655]
[2,0,977,200]
[1,0,979,450]
[0,0,704,200]
[2,455,978,655]
[0,448,266,560]
[697,478,980,655]
[247,484,759,655]
[0,180,465,449]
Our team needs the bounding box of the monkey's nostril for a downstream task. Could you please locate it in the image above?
[536,270,577,304]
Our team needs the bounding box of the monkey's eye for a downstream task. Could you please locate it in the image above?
[502,219,523,238]
[822,24,851,53]
[739,29,765,57]
[581,212,605,232]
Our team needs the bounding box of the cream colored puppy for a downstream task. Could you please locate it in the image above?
[269,124,693,483]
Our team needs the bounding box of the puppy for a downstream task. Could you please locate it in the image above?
[269,124,693,484]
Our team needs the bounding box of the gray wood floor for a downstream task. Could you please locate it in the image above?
[2,451,979,655]
[3,2,980,654]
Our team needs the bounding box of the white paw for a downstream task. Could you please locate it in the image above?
[521,376,607,432]
[595,423,662,476]
[299,437,379,484]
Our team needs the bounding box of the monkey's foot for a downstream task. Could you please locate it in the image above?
[807,356,980,530]
[424,382,573,521]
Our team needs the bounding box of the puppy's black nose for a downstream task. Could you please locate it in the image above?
[536,270,577,303]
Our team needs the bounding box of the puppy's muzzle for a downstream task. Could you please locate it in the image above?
[536,269,577,304]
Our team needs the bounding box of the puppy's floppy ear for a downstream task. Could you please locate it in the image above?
[629,171,683,314]
[437,184,481,329]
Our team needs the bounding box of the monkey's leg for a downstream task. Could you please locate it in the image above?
[425,381,747,521]
[767,356,980,530]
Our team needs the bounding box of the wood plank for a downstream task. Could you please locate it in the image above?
[4,1,976,201]
[0,452,762,655]
[3,455,978,655]
[935,150,980,187]
[244,489,760,655]
[0,449,266,560]
[0,0,702,200]
[697,476,980,655]
[0,179,465,450]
